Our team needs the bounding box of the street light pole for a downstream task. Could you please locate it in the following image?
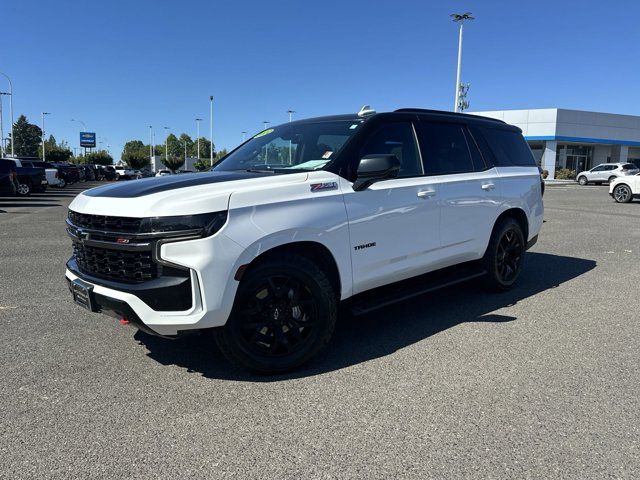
[0,93,5,156]
[241,131,247,142]
[41,112,51,161]
[195,118,202,159]
[148,125,153,163]
[450,12,474,113]
[209,96,214,164]
[286,109,295,164]
[0,72,14,157]
[164,126,170,164]
[262,121,270,163]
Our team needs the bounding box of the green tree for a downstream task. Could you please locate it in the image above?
[84,151,114,166]
[38,135,73,162]
[162,155,185,172]
[189,137,214,159]
[193,159,211,171]
[212,148,229,166]
[179,133,193,158]
[11,115,42,157]
[165,134,182,158]
[123,151,150,170]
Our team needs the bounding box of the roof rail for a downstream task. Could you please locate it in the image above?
[394,108,506,124]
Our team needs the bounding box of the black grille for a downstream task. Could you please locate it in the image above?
[72,242,159,283]
[68,210,142,233]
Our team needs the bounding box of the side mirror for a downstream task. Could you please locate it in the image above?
[353,154,401,191]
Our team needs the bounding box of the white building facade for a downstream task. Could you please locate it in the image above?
[470,109,640,179]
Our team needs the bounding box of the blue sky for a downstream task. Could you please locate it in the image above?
[2,0,640,158]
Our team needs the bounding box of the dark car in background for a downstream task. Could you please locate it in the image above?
[81,165,95,181]
[0,159,19,195]
[52,163,81,185]
[2,158,47,195]
[102,165,116,181]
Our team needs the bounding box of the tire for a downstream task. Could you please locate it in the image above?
[16,181,31,196]
[608,176,617,184]
[57,178,66,188]
[578,176,588,186]
[613,184,633,203]
[214,254,337,373]
[115,173,121,181]
[482,217,526,292]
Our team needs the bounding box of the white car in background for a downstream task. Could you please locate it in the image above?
[155,169,172,177]
[114,166,135,180]
[610,174,640,203]
[577,163,639,185]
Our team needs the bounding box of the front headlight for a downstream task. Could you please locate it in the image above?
[141,211,227,238]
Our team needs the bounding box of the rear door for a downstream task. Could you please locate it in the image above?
[416,120,502,263]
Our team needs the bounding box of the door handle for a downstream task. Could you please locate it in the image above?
[481,183,495,191]
[417,189,436,199]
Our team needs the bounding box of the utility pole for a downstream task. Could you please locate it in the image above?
[209,96,214,165]
[0,72,14,156]
[286,109,295,164]
[195,118,202,159]
[41,112,51,161]
[164,126,170,163]
[149,125,153,163]
[450,12,474,112]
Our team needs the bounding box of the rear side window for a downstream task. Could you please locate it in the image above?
[417,122,475,175]
[476,126,536,167]
[622,164,636,170]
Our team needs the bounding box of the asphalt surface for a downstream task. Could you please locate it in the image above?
[0,181,639,479]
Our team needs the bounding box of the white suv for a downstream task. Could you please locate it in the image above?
[577,163,639,185]
[65,108,544,372]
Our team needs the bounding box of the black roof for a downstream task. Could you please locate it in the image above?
[283,109,507,128]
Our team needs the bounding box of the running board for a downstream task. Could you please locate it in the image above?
[348,262,487,316]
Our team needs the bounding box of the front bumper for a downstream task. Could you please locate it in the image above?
[64,232,245,336]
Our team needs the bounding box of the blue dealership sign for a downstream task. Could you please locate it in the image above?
[80,131,96,148]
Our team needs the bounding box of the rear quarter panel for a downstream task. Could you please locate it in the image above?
[495,166,544,241]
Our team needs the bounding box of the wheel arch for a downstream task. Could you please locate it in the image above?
[237,241,343,300]
[494,207,529,243]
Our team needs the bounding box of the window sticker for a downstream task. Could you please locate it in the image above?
[254,128,274,138]
[322,151,333,159]
[349,124,359,130]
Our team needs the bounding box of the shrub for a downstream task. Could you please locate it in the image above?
[542,169,549,179]
[554,168,576,180]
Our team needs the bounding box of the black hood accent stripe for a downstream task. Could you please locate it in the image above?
[83,171,271,198]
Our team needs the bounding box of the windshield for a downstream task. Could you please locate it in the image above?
[214,119,363,172]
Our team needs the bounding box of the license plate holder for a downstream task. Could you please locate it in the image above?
[71,279,96,312]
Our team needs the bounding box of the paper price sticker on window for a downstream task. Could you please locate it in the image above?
[254,128,274,138]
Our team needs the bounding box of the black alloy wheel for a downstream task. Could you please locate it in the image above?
[483,218,526,291]
[214,254,337,373]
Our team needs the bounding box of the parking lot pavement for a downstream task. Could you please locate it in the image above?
[0,183,639,479]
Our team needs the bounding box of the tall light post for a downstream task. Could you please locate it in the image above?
[209,96,214,164]
[450,12,474,113]
[0,92,6,156]
[0,72,14,157]
[195,118,202,159]
[148,125,153,162]
[262,121,270,163]
[164,126,171,163]
[41,112,51,161]
[241,131,247,142]
[286,109,295,164]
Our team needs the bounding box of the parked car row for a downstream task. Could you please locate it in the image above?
[0,158,122,196]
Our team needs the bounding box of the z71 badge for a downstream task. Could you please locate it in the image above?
[310,182,338,192]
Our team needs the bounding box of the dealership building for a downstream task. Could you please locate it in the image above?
[470,109,640,179]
